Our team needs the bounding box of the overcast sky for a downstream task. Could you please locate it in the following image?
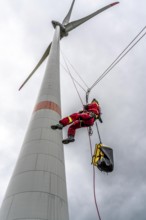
[0,0,146,219]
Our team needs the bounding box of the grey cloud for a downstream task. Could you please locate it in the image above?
[0,0,146,220]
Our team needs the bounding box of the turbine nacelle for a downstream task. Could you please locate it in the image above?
[52,20,69,37]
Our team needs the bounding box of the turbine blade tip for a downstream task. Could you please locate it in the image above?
[19,84,24,91]
[110,2,120,6]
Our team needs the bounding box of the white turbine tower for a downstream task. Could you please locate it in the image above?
[0,1,119,220]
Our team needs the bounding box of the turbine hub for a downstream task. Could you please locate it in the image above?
[52,20,68,37]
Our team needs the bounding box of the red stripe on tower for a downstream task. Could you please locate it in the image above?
[33,101,61,115]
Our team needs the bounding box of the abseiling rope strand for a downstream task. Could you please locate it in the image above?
[90,26,146,90]
[61,50,89,89]
[61,50,89,88]
[61,63,87,92]
[86,93,102,220]
[88,129,102,220]
[61,52,85,105]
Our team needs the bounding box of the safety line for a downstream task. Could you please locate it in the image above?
[61,50,89,89]
[95,122,102,144]
[61,52,84,105]
[61,63,87,92]
[88,130,102,220]
[91,26,146,88]
[90,27,146,90]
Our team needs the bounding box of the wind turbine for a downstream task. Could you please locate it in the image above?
[19,0,119,90]
[0,1,119,220]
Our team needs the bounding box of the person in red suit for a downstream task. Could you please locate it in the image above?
[51,98,102,144]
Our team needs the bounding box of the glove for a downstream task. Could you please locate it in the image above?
[78,110,84,113]
[83,105,88,110]
[98,115,103,123]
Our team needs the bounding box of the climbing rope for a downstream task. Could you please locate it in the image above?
[95,121,102,144]
[90,26,146,90]
[61,50,89,89]
[61,51,85,105]
[86,90,102,220]
[61,63,87,92]
[88,129,102,220]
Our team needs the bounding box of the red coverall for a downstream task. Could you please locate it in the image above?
[59,102,101,137]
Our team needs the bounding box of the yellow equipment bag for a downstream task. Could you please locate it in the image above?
[92,143,114,173]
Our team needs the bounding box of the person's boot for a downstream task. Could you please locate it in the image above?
[51,123,63,130]
[62,135,75,144]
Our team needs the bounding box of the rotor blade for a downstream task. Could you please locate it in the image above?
[62,0,75,25]
[65,2,119,33]
[19,43,52,90]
